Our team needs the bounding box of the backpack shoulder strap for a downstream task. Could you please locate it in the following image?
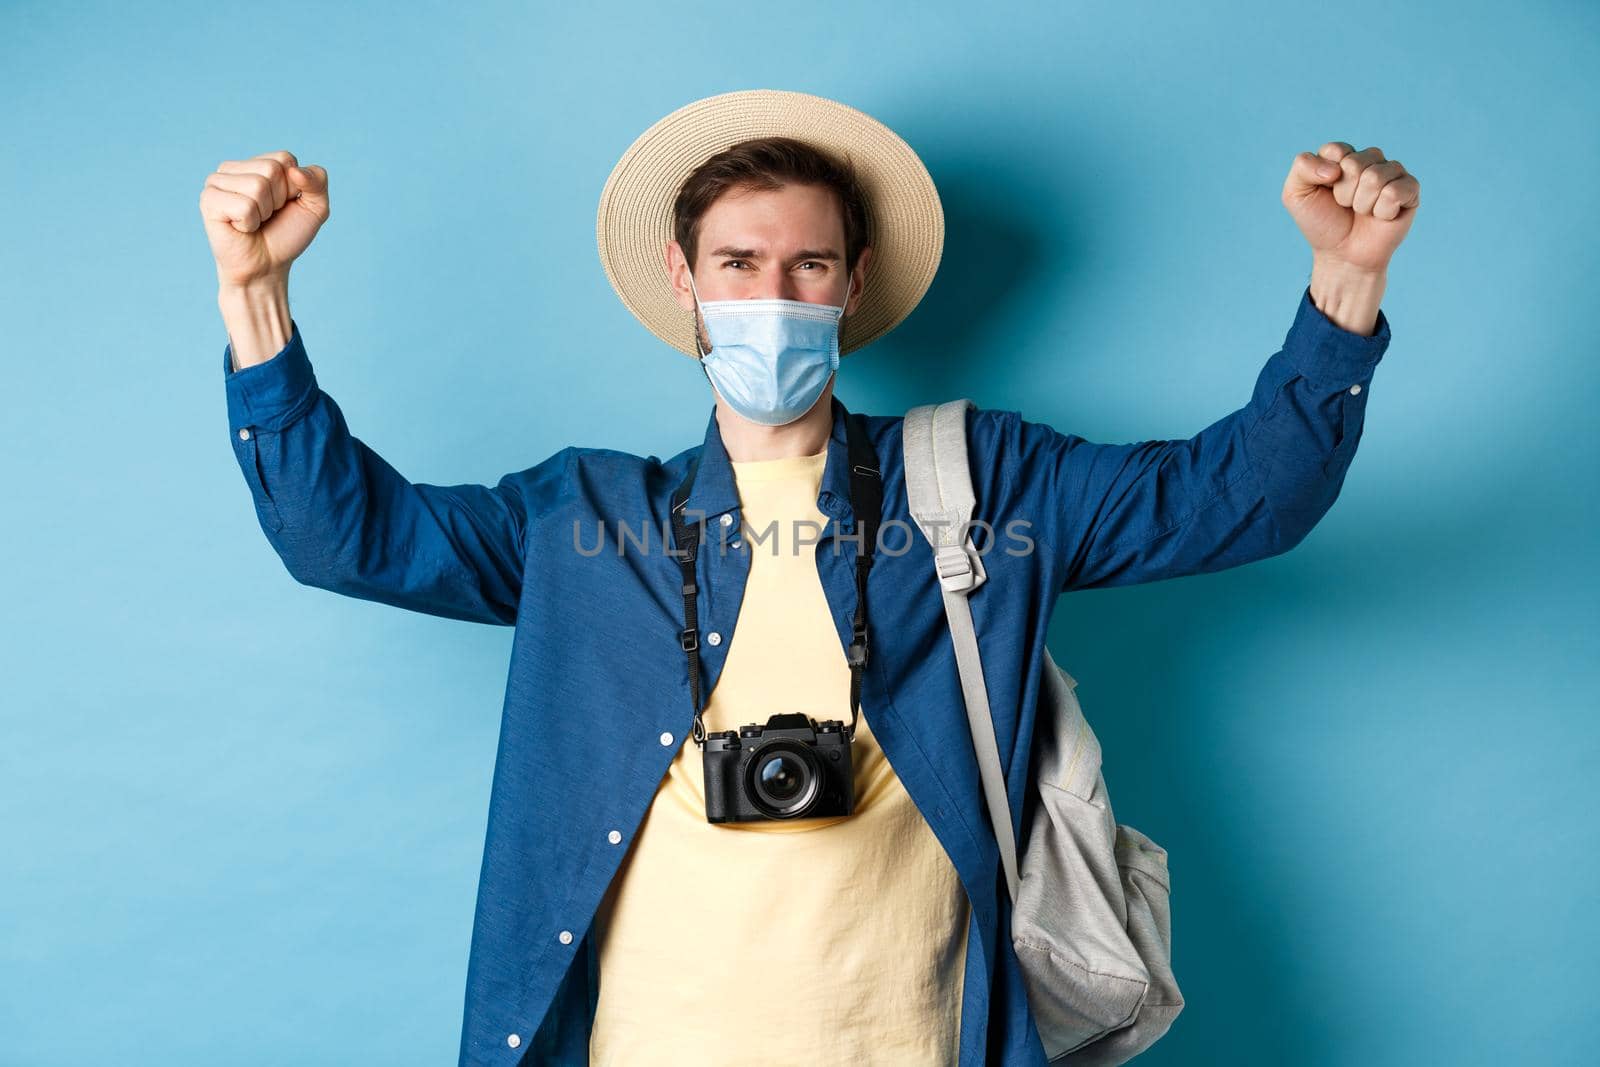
[903,399,986,592]
[902,398,1021,902]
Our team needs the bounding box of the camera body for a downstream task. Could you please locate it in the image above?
[702,712,854,824]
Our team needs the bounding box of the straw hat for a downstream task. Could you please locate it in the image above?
[595,88,944,359]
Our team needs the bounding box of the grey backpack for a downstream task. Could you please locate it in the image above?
[902,399,1185,1064]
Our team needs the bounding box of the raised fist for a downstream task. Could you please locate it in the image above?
[1282,142,1420,275]
[199,150,330,287]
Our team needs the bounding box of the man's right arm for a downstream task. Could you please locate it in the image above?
[221,281,572,626]
[203,151,570,626]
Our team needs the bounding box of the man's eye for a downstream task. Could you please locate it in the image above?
[723,260,748,270]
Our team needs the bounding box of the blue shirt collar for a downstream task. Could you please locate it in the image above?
[686,394,857,524]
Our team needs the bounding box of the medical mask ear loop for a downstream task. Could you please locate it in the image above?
[686,267,711,363]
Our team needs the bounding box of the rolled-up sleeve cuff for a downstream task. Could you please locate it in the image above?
[1281,286,1391,390]
[223,319,319,432]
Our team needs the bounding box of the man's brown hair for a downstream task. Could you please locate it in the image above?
[671,136,871,276]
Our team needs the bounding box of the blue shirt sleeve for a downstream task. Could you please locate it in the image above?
[222,320,572,625]
[1005,286,1391,592]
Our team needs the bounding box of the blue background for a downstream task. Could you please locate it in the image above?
[3,1,1596,1064]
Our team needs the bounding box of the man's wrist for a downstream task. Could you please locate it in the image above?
[1308,256,1386,337]
[218,275,293,371]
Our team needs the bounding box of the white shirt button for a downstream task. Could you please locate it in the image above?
[237,428,251,441]
[607,829,622,844]
[730,540,742,550]
[1349,383,1362,395]
[720,513,734,527]
[706,631,722,646]
[558,929,573,945]
[659,731,674,747]
[507,1033,521,1049]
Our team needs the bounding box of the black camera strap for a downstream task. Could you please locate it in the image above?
[670,405,882,747]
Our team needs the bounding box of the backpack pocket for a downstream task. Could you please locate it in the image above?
[1049,823,1184,1065]
[1014,656,1183,1062]
[1015,773,1153,1058]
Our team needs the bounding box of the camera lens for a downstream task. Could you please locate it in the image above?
[760,754,804,799]
[745,740,822,818]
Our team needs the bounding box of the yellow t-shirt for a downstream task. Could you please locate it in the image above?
[589,448,970,1066]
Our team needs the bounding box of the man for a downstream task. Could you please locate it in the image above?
[200,89,1418,1066]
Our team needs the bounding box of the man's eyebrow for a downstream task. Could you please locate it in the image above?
[708,245,842,262]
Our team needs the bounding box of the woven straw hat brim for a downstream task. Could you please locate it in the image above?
[596,89,944,359]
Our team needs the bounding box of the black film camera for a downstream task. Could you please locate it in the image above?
[702,712,854,824]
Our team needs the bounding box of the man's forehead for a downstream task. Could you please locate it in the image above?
[699,187,843,240]
[697,222,844,259]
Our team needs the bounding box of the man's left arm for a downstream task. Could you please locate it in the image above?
[1005,141,1421,592]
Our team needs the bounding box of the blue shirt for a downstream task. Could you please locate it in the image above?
[221,288,1390,1065]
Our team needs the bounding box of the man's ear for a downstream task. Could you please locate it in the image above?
[846,245,873,315]
[665,239,696,312]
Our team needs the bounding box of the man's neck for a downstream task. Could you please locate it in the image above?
[714,385,835,462]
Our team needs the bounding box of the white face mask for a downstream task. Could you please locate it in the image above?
[686,266,848,427]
